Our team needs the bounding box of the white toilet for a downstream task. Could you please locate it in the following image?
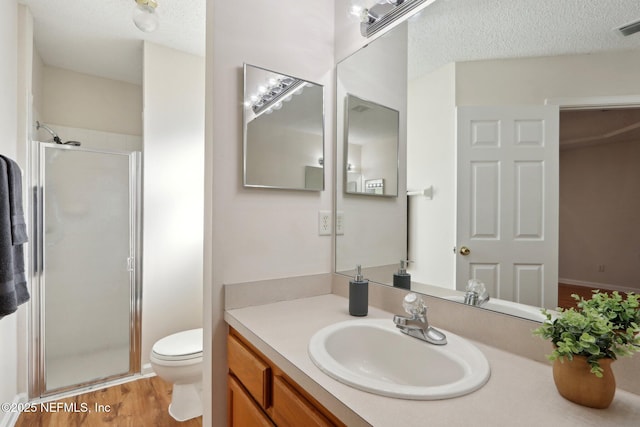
[150,328,203,421]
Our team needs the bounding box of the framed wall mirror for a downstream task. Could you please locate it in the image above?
[335,0,640,322]
[344,94,399,197]
[243,64,325,191]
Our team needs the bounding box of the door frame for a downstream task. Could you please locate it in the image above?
[546,94,640,293]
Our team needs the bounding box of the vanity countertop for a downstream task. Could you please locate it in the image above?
[224,294,640,427]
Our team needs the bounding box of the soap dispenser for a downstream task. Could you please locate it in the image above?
[349,265,368,316]
[393,260,411,289]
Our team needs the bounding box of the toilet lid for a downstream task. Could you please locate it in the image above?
[152,328,203,360]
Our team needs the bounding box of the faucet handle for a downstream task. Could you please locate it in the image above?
[464,279,490,305]
[402,293,425,316]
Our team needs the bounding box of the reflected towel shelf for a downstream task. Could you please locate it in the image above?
[407,186,433,199]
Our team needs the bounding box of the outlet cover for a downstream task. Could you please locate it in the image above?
[336,211,344,235]
[318,211,331,236]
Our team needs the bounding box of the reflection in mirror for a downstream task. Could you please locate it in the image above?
[335,0,640,322]
[335,23,407,278]
[345,94,399,197]
[243,64,324,191]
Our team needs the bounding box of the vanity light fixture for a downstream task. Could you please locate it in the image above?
[133,0,159,33]
[354,0,434,38]
[250,77,306,116]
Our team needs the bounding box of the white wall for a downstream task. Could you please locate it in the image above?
[41,66,142,136]
[142,42,204,366]
[206,1,335,424]
[0,1,19,425]
[407,63,456,288]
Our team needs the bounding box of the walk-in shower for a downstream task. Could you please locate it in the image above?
[29,140,142,397]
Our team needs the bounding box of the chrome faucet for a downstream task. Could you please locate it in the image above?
[393,293,447,345]
[463,279,490,307]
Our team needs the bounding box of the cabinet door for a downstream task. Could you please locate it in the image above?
[227,334,271,408]
[228,375,275,427]
[272,375,334,427]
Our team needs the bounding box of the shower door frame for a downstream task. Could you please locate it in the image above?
[28,141,143,398]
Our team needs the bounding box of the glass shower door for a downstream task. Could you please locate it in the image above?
[35,143,140,394]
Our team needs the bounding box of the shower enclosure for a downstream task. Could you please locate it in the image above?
[29,142,142,397]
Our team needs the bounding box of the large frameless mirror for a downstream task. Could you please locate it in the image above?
[335,0,640,322]
[344,94,399,197]
[243,64,325,191]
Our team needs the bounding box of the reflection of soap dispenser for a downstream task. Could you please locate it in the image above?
[349,265,369,316]
[393,260,411,290]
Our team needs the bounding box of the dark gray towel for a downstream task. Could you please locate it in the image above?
[0,156,29,319]
[0,155,28,244]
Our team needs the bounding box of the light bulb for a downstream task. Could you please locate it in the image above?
[273,102,283,110]
[283,94,293,102]
[133,0,159,33]
[347,0,369,22]
[257,85,267,94]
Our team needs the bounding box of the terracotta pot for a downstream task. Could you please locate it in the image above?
[552,356,616,409]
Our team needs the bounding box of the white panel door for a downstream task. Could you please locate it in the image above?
[456,106,559,309]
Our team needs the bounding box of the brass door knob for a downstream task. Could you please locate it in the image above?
[459,246,471,256]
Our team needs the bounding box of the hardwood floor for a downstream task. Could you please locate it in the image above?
[557,283,597,309]
[557,283,631,310]
[16,376,202,427]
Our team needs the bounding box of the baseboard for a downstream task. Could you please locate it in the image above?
[0,393,27,427]
[141,363,155,377]
[559,278,639,294]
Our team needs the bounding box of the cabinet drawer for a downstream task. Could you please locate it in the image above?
[227,334,271,408]
[228,375,275,427]
[272,375,334,427]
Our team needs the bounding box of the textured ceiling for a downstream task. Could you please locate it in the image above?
[18,1,640,86]
[20,0,205,84]
[408,0,640,79]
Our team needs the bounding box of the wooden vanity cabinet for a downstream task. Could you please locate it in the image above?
[227,328,344,427]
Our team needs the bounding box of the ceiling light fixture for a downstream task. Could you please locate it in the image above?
[133,0,159,33]
[354,0,434,38]
[248,77,306,116]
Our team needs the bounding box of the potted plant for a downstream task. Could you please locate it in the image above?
[533,291,640,408]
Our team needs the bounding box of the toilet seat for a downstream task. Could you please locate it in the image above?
[151,328,203,362]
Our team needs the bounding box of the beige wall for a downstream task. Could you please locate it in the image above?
[206,0,335,424]
[559,140,640,291]
[142,42,204,367]
[456,50,640,105]
[41,65,142,136]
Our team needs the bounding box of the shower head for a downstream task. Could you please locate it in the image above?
[36,121,62,144]
[35,121,81,146]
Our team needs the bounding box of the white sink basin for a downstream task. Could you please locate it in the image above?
[308,319,490,400]
[445,296,547,322]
